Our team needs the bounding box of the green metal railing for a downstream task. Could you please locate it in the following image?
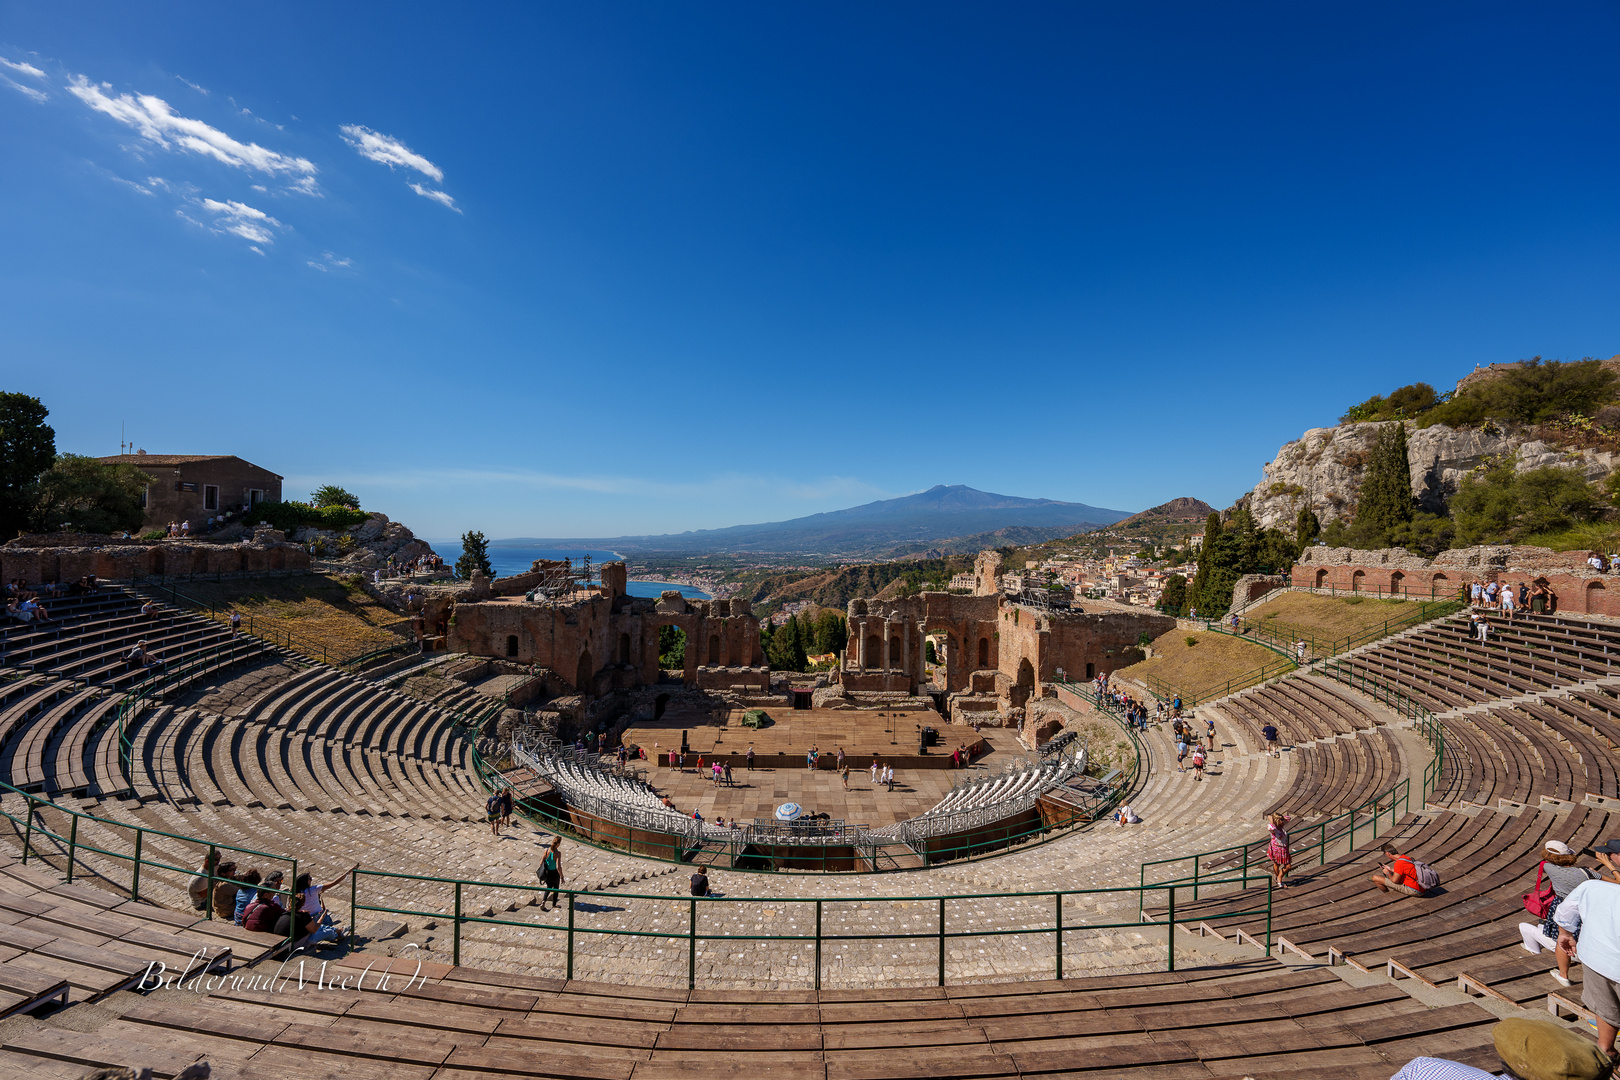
[343,871,1273,986]
[1127,654,1298,711]
[114,637,263,796]
[1136,659,1448,913]
[134,582,413,669]
[1219,598,1465,665]
[0,772,1271,985]
[0,777,303,957]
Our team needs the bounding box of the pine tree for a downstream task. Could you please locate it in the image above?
[1187,512,1224,617]
[1352,422,1415,547]
[455,530,493,580]
[1296,504,1320,549]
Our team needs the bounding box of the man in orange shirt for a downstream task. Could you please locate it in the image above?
[1370,842,1424,895]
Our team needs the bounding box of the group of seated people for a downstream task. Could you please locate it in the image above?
[4,580,56,625]
[189,855,353,950]
[1518,838,1620,988]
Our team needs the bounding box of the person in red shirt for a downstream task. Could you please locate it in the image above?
[1370,842,1423,895]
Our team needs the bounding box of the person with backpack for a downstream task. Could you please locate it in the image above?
[1370,841,1439,897]
[1190,746,1206,781]
[486,789,506,837]
[1265,813,1292,888]
[538,837,565,911]
[690,866,710,897]
[1519,839,1599,987]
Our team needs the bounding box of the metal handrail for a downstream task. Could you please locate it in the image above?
[1134,660,1448,912]
[1221,597,1466,664]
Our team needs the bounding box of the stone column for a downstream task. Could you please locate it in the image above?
[882,621,892,672]
[857,619,867,671]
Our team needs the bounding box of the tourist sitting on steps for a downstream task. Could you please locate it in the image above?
[231,867,261,924]
[188,852,221,912]
[690,866,710,897]
[1370,842,1438,897]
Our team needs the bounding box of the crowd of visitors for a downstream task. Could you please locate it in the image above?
[188,856,352,950]
[1468,578,1558,617]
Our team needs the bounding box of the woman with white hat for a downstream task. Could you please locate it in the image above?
[1520,839,1600,987]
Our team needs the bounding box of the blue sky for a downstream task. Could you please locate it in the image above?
[4,3,1619,540]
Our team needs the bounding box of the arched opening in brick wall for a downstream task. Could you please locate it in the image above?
[1390,571,1405,596]
[619,633,631,665]
[1016,658,1034,689]
[866,634,882,666]
[505,634,518,658]
[708,635,721,665]
[1314,569,1328,588]
[1588,580,1607,614]
[978,637,990,667]
[575,650,594,692]
[727,637,739,666]
[1351,569,1366,592]
[888,635,902,667]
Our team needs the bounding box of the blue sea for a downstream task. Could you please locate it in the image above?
[422,542,710,600]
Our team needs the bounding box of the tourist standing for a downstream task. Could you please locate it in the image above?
[884,763,895,791]
[1175,731,1189,772]
[840,763,850,790]
[746,744,755,770]
[538,838,564,911]
[870,757,879,783]
[1266,813,1292,887]
[486,789,505,837]
[500,786,514,829]
[229,611,242,636]
[1190,747,1205,781]
[1262,722,1280,757]
[1556,877,1620,1057]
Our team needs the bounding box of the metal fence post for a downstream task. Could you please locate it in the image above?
[1054,892,1063,980]
[566,892,576,981]
[687,899,697,991]
[815,899,823,991]
[350,870,358,941]
[1265,877,1274,956]
[131,829,143,901]
[21,795,34,864]
[66,815,79,883]
[937,896,946,986]
[1166,885,1176,972]
[453,882,462,968]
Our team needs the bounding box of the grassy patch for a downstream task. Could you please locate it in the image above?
[176,575,409,659]
[1112,630,1287,700]
[1517,520,1620,553]
[1249,591,1429,640]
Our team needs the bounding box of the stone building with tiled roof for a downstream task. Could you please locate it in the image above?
[96,452,282,530]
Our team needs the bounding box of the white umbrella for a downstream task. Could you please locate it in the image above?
[774,802,803,822]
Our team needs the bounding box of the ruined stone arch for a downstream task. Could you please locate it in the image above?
[1588,579,1607,614]
[1314,568,1328,588]
[708,634,721,665]
[576,650,594,692]
[1351,569,1366,592]
[1016,657,1035,689]
[866,634,882,666]
[888,634,902,666]
[505,634,519,658]
[1390,571,1405,596]
[978,637,990,668]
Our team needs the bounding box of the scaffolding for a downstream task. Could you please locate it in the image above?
[524,555,599,605]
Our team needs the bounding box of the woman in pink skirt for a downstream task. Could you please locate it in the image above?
[1266,812,1292,888]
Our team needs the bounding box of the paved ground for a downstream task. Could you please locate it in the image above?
[643,724,1028,828]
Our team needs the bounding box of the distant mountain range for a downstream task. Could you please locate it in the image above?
[497,485,1133,557]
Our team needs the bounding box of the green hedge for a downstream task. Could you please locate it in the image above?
[244,500,371,533]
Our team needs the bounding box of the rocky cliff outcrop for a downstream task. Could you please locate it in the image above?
[1244,422,1619,531]
[293,512,434,570]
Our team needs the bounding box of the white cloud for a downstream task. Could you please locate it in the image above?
[200,197,281,245]
[175,75,207,95]
[340,124,443,181]
[409,182,460,212]
[307,251,352,272]
[66,74,318,188]
[0,58,46,79]
[3,77,46,103]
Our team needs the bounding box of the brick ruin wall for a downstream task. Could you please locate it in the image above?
[1,535,312,584]
[1291,543,1620,616]
[445,564,765,696]
[842,592,1176,706]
